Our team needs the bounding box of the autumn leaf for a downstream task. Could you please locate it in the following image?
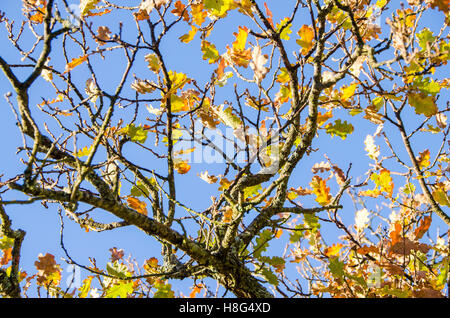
[310,176,332,206]
[296,25,314,55]
[214,105,242,129]
[371,169,394,197]
[189,284,204,298]
[179,25,198,43]
[324,244,344,257]
[427,0,450,13]
[311,161,331,174]
[171,1,189,22]
[233,26,249,52]
[276,18,293,41]
[29,5,46,24]
[325,119,354,140]
[126,197,148,216]
[249,45,269,83]
[145,53,161,73]
[34,253,61,286]
[264,2,274,27]
[414,216,432,240]
[63,55,88,74]
[109,247,125,262]
[189,3,207,26]
[140,0,169,15]
[96,26,111,45]
[417,149,431,170]
[198,171,218,184]
[79,0,100,16]
[201,41,220,64]
[407,92,438,117]
[78,276,93,298]
[341,82,358,102]
[174,158,191,174]
[317,111,333,127]
[0,247,12,266]
[134,9,150,20]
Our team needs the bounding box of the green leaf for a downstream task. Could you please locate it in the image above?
[254,229,272,259]
[106,261,131,279]
[243,184,262,199]
[325,119,354,140]
[417,28,435,51]
[304,214,321,232]
[0,236,14,250]
[328,257,345,280]
[201,41,220,64]
[289,225,305,243]
[153,280,175,298]
[78,277,93,298]
[413,76,441,96]
[105,281,134,298]
[407,92,438,117]
[120,124,148,143]
[261,267,278,286]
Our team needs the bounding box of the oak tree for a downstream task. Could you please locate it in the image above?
[0,0,449,298]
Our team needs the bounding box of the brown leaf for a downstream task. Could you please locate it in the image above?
[34,253,61,285]
[96,26,111,45]
[109,247,124,262]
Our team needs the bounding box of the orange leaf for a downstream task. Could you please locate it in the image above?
[324,243,343,257]
[414,216,432,240]
[310,176,332,206]
[191,3,207,26]
[356,245,379,255]
[264,3,274,27]
[389,222,402,246]
[63,55,88,74]
[86,9,111,17]
[0,247,12,265]
[126,197,148,216]
[171,1,189,22]
[134,9,150,20]
[189,284,204,298]
[174,159,191,174]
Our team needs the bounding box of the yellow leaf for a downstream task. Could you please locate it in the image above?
[179,25,198,43]
[233,26,249,51]
[310,176,332,206]
[417,149,431,170]
[296,25,314,55]
[341,82,358,102]
[324,243,344,257]
[191,3,207,26]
